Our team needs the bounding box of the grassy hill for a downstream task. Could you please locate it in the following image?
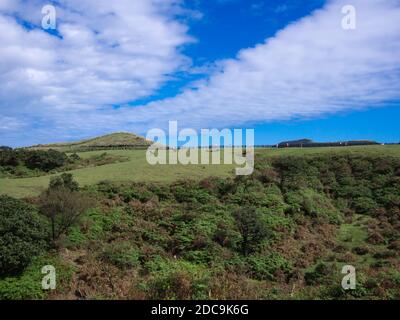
[27,132,152,152]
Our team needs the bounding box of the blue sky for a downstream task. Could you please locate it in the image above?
[0,0,399,146]
[133,0,326,103]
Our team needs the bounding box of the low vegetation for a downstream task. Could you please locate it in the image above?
[0,196,48,276]
[0,148,128,179]
[0,149,399,300]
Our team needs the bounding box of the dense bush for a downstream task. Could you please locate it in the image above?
[246,253,293,281]
[49,173,79,191]
[0,196,48,276]
[0,149,68,172]
[25,150,68,171]
[233,207,269,255]
[0,255,73,300]
[101,241,140,269]
[145,259,210,300]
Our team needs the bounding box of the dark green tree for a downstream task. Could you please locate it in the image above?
[25,149,68,171]
[0,196,48,275]
[233,207,268,255]
[49,173,79,191]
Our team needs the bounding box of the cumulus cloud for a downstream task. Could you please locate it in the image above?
[1,0,400,146]
[124,0,400,130]
[0,0,192,144]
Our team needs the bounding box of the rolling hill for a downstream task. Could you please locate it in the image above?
[26,132,153,152]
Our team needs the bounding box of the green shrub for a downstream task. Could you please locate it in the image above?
[121,185,154,202]
[101,241,140,269]
[0,196,48,276]
[145,258,210,299]
[304,262,333,285]
[0,254,74,300]
[352,197,378,214]
[285,189,343,224]
[65,226,88,248]
[49,173,79,191]
[25,149,68,172]
[258,210,294,238]
[233,207,269,255]
[246,253,293,281]
[96,180,120,198]
[171,180,214,203]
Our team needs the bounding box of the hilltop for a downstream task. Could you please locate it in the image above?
[276,138,379,148]
[27,132,153,152]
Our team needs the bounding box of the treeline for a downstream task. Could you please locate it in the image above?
[0,148,69,172]
[0,148,129,178]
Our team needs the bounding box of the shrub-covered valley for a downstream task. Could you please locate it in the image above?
[1,149,400,300]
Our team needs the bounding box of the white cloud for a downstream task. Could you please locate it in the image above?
[1,0,400,146]
[123,0,400,131]
[0,0,192,144]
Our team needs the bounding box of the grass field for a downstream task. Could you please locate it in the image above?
[1,145,400,198]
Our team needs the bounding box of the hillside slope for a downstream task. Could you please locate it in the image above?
[27,132,152,152]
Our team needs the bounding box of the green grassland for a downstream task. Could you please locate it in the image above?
[0,149,236,198]
[1,145,400,198]
[254,144,400,157]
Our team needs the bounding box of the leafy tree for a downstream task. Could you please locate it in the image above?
[25,149,68,171]
[39,187,95,243]
[69,153,81,162]
[352,196,378,214]
[0,149,19,166]
[233,207,268,255]
[49,173,79,191]
[0,196,48,276]
[39,175,94,243]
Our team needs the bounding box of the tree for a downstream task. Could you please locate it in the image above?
[25,149,68,171]
[0,196,48,275]
[49,173,79,191]
[0,149,19,166]
[39,174,94,244]
[69,152,81,162]
[233,207,268,255]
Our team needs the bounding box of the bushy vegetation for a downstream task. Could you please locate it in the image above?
[0,255,74,300]
[0,148,68,177]
[0,148,128,178]
[39,174,96,243]
[0,196,48,276]
[0,153,399,300]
